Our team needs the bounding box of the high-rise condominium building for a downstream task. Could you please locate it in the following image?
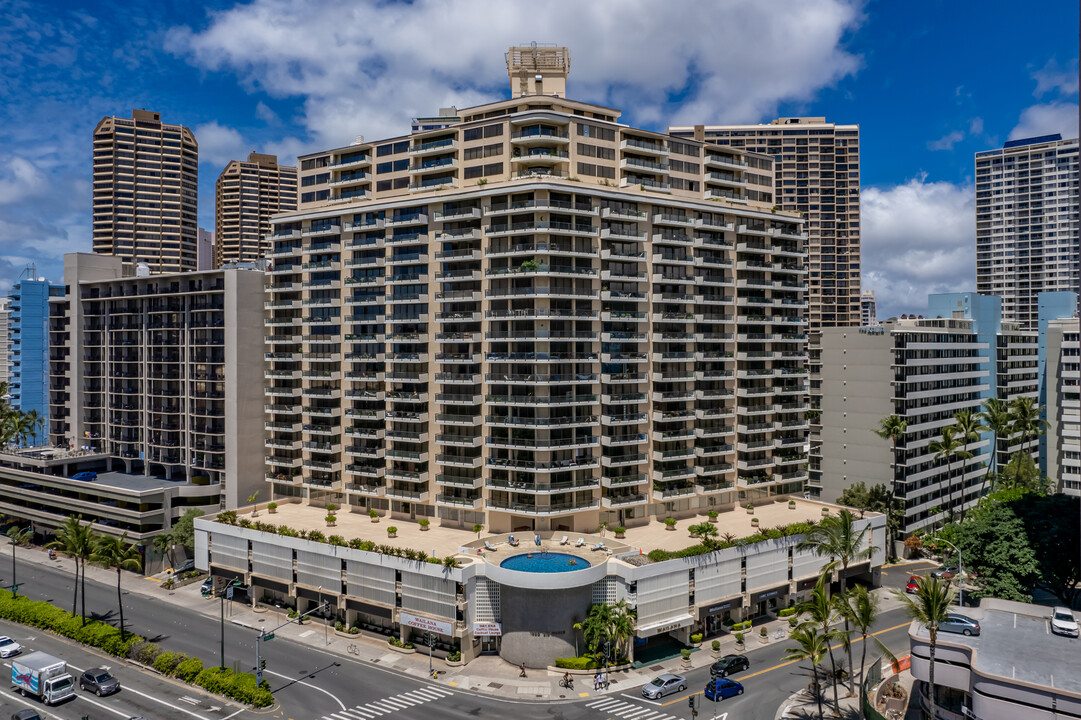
[0,298,9,389]
[668,117,861,330]
[214,152,298,267]
[1046,314,1080,497]
[860,289,877,326]
[8,268,64,432]
[197,228,215,271]
[263,46,809,533]
[92,109,199,273]
[975,134,1079,330]
[47,253,265,509]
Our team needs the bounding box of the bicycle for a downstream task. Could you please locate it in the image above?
[559,674,574,690]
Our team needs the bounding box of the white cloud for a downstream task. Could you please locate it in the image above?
[1008,102,1080,141]
[167,0,865,148]
[255,101,280,125]
[193,121,249,167]
[1033,58,1079,97]
[927,130,965,151]
[861,176,975,318]
[968,117,983,135]
[0,157,50,204]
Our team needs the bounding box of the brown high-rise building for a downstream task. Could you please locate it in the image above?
[214,152,297,267]
[92,109,199,273]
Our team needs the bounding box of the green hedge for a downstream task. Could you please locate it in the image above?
[554,654,629,669]
[646,521,820,562]
[777,607,797,617]
[730,620,752,631]
[0,589,272,707]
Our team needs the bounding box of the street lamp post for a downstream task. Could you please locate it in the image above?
[219,580,225,670]
[318,586,327,647]
[932,536,963,607]
[426,632,435,677]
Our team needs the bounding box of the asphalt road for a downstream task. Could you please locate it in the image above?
[2,557,916,720]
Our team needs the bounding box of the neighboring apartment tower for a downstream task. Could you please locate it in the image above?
[668,117,862,330]
[860,289,877,326]
[0,298,9,389]
[92,109,199,273]
[975,134,1080,330]
[1045,315,1080,497]
[214,152,297,267]
[263,48,809,533]
[8,268,64,433]
[815,317,991,542]
[47,253,265,509]
[197,228,215,271]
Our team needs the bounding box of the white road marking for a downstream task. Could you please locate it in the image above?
[74,692,133,718]
[116,683,218,720]
[179,695,201,705]
[378,697,412,709]
[264,667,348,711]
[345,707,378,718]
[623,692,664,706]
[624,708,657,719]
[222,709,247,720]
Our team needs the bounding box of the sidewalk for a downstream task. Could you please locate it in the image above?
[17,544,908,704]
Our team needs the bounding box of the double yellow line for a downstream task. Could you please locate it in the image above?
[659,621,911,706]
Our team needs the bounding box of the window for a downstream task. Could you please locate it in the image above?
[483,162,503,176]
[464,165,483,179]
[483,124,504,138]
[578,143,614,160]
[577,123,615,141]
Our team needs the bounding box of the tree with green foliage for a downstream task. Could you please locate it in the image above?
[950,411,987,519]
[835,585,896,688]
[90,533,143,640]
[785,624,829,718]
[978,397,1013,494]
[47,515,97,624]
[796,574,845,708]
[170,509,205,555]
[872,414,908,551]
[837,481,892,517]
[5,526,33,598]
[688,521,719,550]
[951,493,1040,602]
[892,577,954,720]
[997,453,1052,494]
[929,426,970,524]
[1009,396,1048,459]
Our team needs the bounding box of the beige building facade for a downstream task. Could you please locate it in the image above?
[215,152,297,267]
[263,48,809,533]
[92,109,199,273]
[47,253,265,509]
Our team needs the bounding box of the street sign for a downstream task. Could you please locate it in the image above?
[226,586,234,600]
[263,632,275,641]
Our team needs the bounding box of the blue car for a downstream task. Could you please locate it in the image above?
[704,677,744,701]
[70,472,97,482]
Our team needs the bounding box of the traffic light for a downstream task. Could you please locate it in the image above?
[259,658,266,670]
[688,697,695,709]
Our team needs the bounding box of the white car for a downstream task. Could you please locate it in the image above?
[0,635,22,658]
[1050,607,1079,638]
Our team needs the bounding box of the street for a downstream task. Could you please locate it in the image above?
[1,556,917,720]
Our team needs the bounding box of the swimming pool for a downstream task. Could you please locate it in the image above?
[499,552,592,573]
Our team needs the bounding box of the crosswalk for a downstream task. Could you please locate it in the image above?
[586,697,684,720]
[322,685,454,720]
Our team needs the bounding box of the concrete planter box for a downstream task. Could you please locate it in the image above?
[334,629,359,639]
[162,573,206,591]
[445,657,463,667]
[387,643,416,654]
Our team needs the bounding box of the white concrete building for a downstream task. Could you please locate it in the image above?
[1046,315,1080,496]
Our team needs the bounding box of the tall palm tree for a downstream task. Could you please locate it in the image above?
[1009,396,1048,461]
[11,412,34,448]
[928,426,970,524]
[796,574,844,710]
[978,398,1013,494]
[835,585,896,688]
[90,533,142,640]
[785,624,829,719]
[47,515,88,619]
[609,599,636,662]
[872,415,907,552]
[951,411,986,517]
[5,525,33,599]
[578,603,612,659]
[23,409,42,448]
[891,576,955,720]
[798,509,871,694]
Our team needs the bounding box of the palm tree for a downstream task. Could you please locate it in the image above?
[798,509,871,694]
[951,411,986,517]
[47,515,89,619]
[978,398,1013,494]
[872,414,907,553]
[928,426,970,524]
[609,599,637,663]
[578,603,613,659]
[10,412,34,448]
[786,624,829,718]
[835,585,896,689]
[796,574,844,711]
[23,410,42,447]
[5,525,33,599]
[90,533,142,640]
[1009,396,1048,461]
[891,576,955,720]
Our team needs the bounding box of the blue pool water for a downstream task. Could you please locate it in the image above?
[499,552,592,573]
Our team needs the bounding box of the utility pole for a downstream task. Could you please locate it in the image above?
[256,628,265,686]
[219,584,225,670]
[427,632,435,677]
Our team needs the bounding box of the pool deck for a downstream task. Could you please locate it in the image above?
[234,497,851,563]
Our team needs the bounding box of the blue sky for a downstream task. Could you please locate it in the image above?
[0,0,1076,316]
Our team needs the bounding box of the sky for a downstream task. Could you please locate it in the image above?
[0,0,1077,318]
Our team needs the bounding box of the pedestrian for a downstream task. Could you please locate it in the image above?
[519,662,527,678]
[593,672,600,690]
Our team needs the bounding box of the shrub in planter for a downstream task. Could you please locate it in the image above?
[326,503,338,513]
[325,514,337,526]
[614,526,626,538]
[334,620,344,632]
[734,632,745,644]
[288,609,298,619]
[712,640,721,652]
[759,626,768,637]
[418,518,430,531]
[153,651,185,675]
[308,530,326,543]
[708,510,718,522]
[745,504,754,514]
[664,517,677,530]
[131,641,162,666]
[447,650,461,662]
[690,633,703,644]
[387,526,398,537]
[788,617,799,628]
[777,607,796,617]
[788,499,796,508]
[267,502,278,514]
[751,518,759,526]
[369,509,379,522]
[349,626,359,634]
[175,657,204,683]
[680,649,691,660]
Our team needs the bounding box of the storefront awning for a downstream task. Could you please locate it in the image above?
[637,614,695,638]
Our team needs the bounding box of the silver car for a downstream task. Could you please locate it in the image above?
[1050,607,1079,638]
[0,636,22,658]
[642,673,686,699]
[939,613,980,636]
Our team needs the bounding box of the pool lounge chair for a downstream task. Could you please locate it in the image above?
[591,541,606,551]
[484,540,497,551]
[559,535,569,545]
[575,537,585,547]
[508,536,520,547]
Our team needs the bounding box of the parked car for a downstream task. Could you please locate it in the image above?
[905,575,921,593]
[710,654,749,678]
[930,566,958,580]
[704,677,744,701]
[70,471,97,482]
[79,668,120,696]
[0,635,22,658]
[12,710,43,720]
[1050,607,1079,638]
[201,578,215,597]
[642,673,686,699]
[939,613,980,636]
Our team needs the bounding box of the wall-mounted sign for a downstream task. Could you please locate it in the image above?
[473,622,503,637]
[400,611,452,636]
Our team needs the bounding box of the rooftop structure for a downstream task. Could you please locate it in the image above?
[861,288,877,326]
